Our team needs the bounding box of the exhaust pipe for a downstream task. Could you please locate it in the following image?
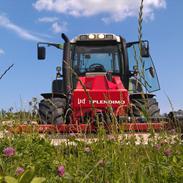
[62,33,69,43]
[61,33,71,93]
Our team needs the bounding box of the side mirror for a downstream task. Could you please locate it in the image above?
[141,42,150,57]
[37,46,46,60]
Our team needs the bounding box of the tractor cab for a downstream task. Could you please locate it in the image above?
[70,33,160,93]
[71,35,121,75]
[70,33,126,89]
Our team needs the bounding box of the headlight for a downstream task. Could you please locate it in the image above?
[98,34,105,39]
[88,34,95,39]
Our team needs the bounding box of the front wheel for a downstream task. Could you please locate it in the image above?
[130,97,160,118]
[38,98,66,124]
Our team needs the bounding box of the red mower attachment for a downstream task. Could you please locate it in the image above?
[10,120,168,134]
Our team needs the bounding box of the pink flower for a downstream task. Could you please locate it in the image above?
[108,135,115,141]
[69,133,75,137]
[164,148,172,157]
[169,129,176,134]
[3,147,16,157]
[57,165,65,177]
[16,167,24,176]
[154,144,161,151]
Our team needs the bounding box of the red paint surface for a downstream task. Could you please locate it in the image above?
[71,74,129,119]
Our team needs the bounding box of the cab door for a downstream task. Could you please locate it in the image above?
[127,41,160,93]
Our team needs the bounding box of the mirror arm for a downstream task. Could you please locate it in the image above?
[126,40,149,48]
[37,42,63,49]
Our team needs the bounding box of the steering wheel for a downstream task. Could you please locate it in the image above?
[88,63,106,72]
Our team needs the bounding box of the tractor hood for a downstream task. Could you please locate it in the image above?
[71,73,129,116]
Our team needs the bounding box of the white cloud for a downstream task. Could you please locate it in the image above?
[33,0,166,23]
[38,16,67,34]
[0,14,44,41]
[0,48,5,56]
[51,21,67,33]
[38,16,58,23]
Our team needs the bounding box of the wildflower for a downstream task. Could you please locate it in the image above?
[98,159,105,167]
[169,129,176,134]
[3,147,16,157]
[57,165,65,177]
[108,134,115,141]
[84,146,91,153]
[16,167,24,176]
[160,140,168,146]
[69,133,76,137]
[154,144,161,151]
[164,148,172,157]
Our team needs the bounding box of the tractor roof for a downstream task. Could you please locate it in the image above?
[71,33,121,43]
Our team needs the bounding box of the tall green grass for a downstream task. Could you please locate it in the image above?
[0,128,182,183]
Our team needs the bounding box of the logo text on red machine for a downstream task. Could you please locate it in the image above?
[77,98,125,105]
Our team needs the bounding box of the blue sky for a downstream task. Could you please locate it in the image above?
[0,0,182,113]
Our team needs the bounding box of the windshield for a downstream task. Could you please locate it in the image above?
[72,45,121,74]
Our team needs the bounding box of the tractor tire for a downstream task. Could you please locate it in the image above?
[131,97,160,118]
[38,98,66,124]
[168,110,183,132]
